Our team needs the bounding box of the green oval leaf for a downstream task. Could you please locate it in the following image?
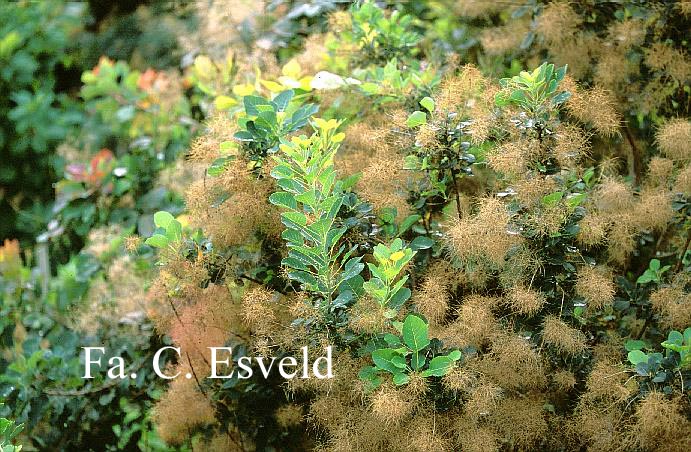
[391,355,407,369]
[282,211,307,227]
[541,191,564,206]
[269,192,298,210]
[410,236,434,250]
[402,315,429,352]
[397,214,421,236]
[625,340,646,352]
[384,334,401,346]
[165,219,182,243]
[392,372,410,386]
[627,349,648,366]
[419,96,435,112]
[448,350,462,361]
[667,330,684,347]
[420,355,456,377]
[411,351,426,371]
[153,211,174,229]
[145,234,169,249]
[406,110,427,128]
[388,287,411,310]
[372,348,404,374]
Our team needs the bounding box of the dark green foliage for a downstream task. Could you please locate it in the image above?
[0,241,170,450]
[627,328,691,395]
[0,1,85,243]
[347,0,421,66]
[235,90,318,164]
[359,314,461,389]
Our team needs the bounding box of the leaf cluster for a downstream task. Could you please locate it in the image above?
[234,90,318,164]
[362,238,415,318]
[269,119,363,311]
[347,0,421,66]
[627,328,691,395]
[0,408,23,452]
[359,314,461,388]
[495,63,570,120]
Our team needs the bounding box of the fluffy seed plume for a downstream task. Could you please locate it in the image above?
[552,370,577,391]
[536,2,582,44]
[650,287,691,330]
[275,404,304,429]
[445,197,521,267]
[486,141,529,179]
[489,396,548,449]
[370,387,412,426]
[606,222,636,266]
[583,360,635,404]
[464,382,503,420]
[576,266,615,310]
[635,393,691,452]
[348,296,389,334]
[454,422,499,452]
[645,157,675,188]
[673,164,691,195]
[576,213,608,249]
[630,188,673,232]
[480,20,531,56]
[542,316,588,355]
[656,119,691,162]
[188,114,236,163]
[564,81,621,137]
[594,178,634,215]
[153,376,216,444]
[443,295,499,348]
[554,123,590,168]
[593,46,638,91]
[477,333,546,391]
[452,0,504,18]
[644,43,691,83]
[414,264,452,325]
[608,19,646,50]
[241,287,278,335]
[357,153,411,220]
[506,285,545,316]
[435,64,487,113]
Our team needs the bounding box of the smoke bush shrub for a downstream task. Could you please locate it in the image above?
[47,57,193,261]
[143,61,690,450]
[135,1,690,450]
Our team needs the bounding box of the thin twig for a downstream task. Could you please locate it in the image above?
[239,273,288,295]
[186,351,207,397]
[623,125,641,185]
[674,228,691,273]
[636,316,651,340]
[450,168,463,220]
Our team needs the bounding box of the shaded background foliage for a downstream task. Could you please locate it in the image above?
[0,0,192,248]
